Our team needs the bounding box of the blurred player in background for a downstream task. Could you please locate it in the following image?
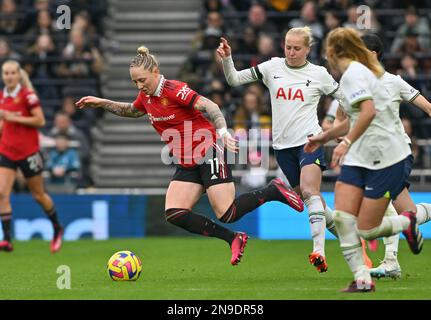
[218,27,345,273]
[0,60,63,253]
[76,46,304,266]
[306,27,424,292]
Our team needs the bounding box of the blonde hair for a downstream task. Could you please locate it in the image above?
[1,60,36,92]
[286,26,314,47]
[130,45,159,71]
[326,27,384,77]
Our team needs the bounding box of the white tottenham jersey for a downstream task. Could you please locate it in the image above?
[340,62,411,169]
[380,72,419,144]
[253,58,341,149]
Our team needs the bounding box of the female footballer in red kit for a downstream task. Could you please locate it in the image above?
[76,46,304,265]
[0,60,63,253]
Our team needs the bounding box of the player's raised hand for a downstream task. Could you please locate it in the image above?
[217,37,232,59]
[304,132,329,153]
[75,96,105,109]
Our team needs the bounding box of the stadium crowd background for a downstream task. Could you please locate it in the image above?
[1,0,431,192]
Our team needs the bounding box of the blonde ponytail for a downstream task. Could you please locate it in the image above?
[19,68,36,92]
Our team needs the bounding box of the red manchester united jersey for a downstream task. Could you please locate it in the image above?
[133,76,216,167]
[0,84,41,160]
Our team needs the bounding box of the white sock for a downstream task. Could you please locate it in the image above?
[333,210,364,275]
[324,205,338,237]
[383,202,399,260]
[305,195,326,256]
[367,215,410,238]
[383,234,399,260]
[416,203,431,225]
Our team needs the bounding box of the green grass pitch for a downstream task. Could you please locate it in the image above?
[0,238,430,300]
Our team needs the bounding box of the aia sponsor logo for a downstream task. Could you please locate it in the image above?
[276,88,304,101]
[176,85,192,101]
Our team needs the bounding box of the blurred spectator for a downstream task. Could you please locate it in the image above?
[46,134,81,185]
[393,28,427,56]
[243,3,278,36]
[192,11,225,51]
[69,0,107,33]
[71,10,100,47]
[25,9,64,45]
[252,33,278,65]
[397,54,428,94]
[324,10,341,34]
[342,4,360,29]
[57,29,104,79]
[49,111,92,187]
[200,0,238,30]
[60,95,94,139]
[0,37,21,64]
[391,6,431,53]
[288,1,324,62]
[23,34,59,100]
[236,25,258,56]
[233,91,271,132]
[289,1,324,41]
[0,0,25,35]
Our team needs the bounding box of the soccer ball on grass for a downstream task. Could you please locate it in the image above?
[107,250,142,281]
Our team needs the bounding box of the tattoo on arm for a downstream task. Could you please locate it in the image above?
[194,96,227,129]
[103,101,145,118]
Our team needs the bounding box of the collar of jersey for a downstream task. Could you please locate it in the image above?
[152,75,165,97]
[284,60,309,69]
[3,83,21,98]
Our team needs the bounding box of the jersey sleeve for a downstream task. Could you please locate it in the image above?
[396,75,420,102]
[252,59,274,82]
[342,69,374,107]
[319,68,340,97]
[132,92,148,114]
[325,99,339,119]
[165,81,201,108]
[25,91,41,110]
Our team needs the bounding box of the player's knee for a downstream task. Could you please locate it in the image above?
[357,226,380,241]
[165,208,190,224]
[0,190,10,204]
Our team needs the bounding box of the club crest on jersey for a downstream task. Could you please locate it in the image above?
[160,97,170,106]
[14,97,22,104]
[276,88,304,101]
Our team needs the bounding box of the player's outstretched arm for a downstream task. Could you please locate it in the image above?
[75,96,145,118]
[412,94,431,117]
[217,37,257,87]
[194,96,239,153]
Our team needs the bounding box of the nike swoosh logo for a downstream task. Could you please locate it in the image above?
[273,76,282,79]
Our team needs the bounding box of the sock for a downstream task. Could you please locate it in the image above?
[305,195,326,256]
[383,234,399,260]
[370,215,410,238]
[0,213,12,242]
[416,203,431,225]
[219,184,281,223]
[383,202,399,260]
[45,207,62,232]
[165,208,236,244]
[324,205,338,237]
[333,210,364,275]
